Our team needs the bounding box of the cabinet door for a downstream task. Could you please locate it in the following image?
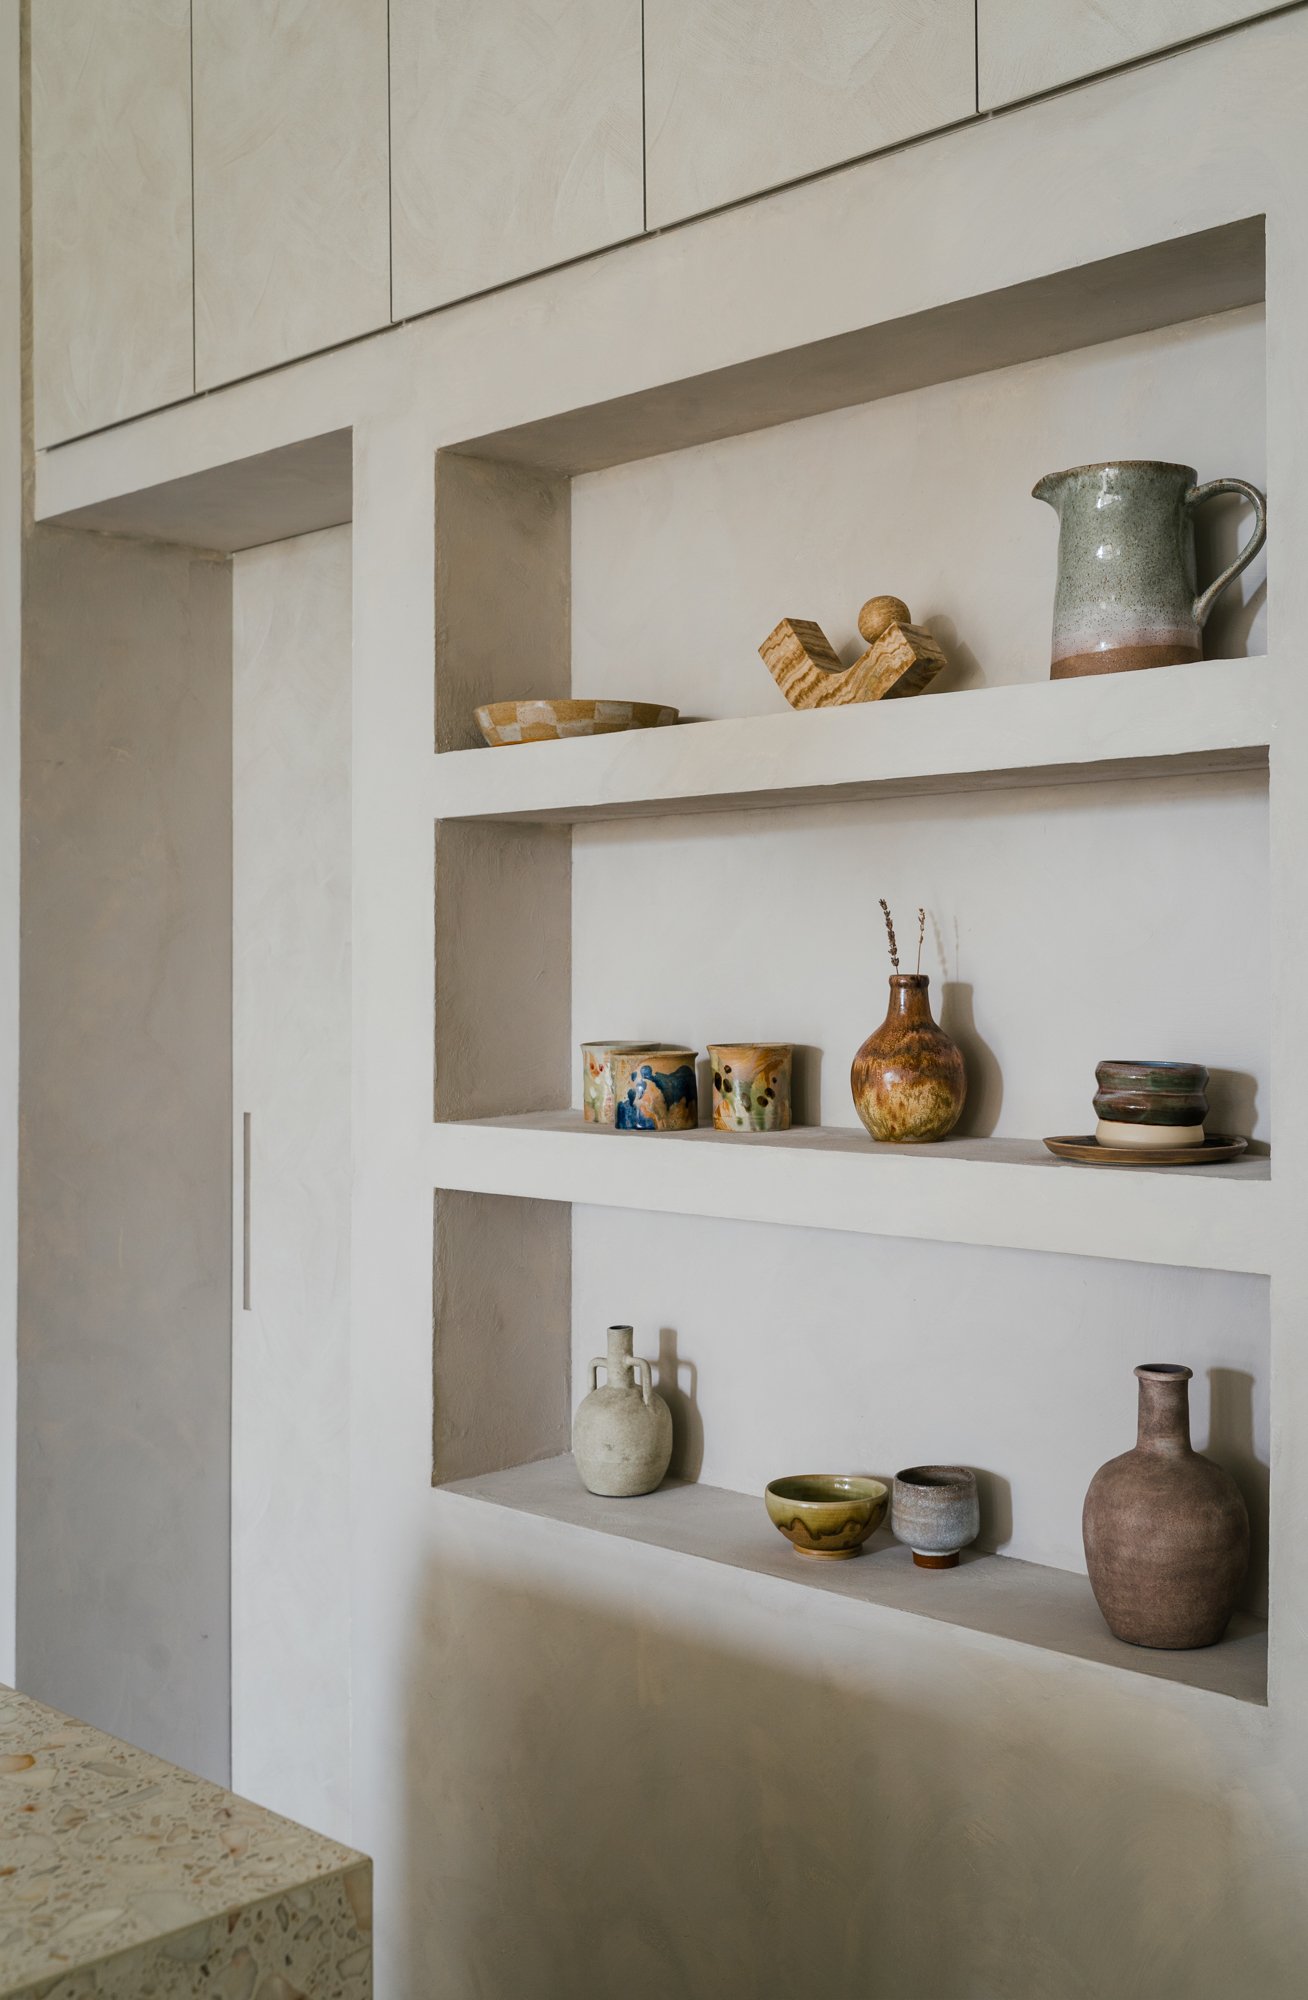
[231,527,352,1838]
[644,0,975,229]
[390,0,643,317]
[979,1,1277,109]
[31,0,193,446]
[193,0,389,390]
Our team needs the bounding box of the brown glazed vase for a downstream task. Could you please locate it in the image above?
[1083,1364,1249,1650]
[850,974,966,1143]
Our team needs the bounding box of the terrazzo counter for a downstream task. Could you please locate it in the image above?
[0,1686,370,1999]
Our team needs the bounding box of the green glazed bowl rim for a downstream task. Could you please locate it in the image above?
[765,1474,888,1509]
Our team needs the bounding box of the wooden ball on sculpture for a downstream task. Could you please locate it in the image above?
[857,595,912,644]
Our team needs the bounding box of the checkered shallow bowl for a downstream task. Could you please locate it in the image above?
[474,698,680,746]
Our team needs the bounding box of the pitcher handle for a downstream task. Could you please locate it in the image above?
[1185,477,1267,629]
[624,1356,654,1406]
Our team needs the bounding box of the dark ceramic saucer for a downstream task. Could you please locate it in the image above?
[1043,1134,1247,1167]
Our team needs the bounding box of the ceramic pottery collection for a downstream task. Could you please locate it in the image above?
[709,1044,793,1131]
[1093,1057,1209,1149]
[764,1475,888,1560]
[890,1467,981,1568]
[851,975,967,1143]
[1083,1364,1249,1649]
[1033,460,1267,680]
[574,1326,673,1496]
[613,1049,699,1131]
[583,1042,660,1125]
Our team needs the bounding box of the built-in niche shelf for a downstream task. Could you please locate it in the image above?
[430,1114,1271,1275]
[440,1454,1268,1708]
[431,657,1271,825]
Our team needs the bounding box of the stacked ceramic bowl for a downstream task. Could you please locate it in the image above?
[1093,1060,1209,1151]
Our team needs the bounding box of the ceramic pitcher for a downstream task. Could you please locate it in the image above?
[1033,460,1266,679]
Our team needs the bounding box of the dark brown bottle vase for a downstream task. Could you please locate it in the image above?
[1082,1364,1249,1649]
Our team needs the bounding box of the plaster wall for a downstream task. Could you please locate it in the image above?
[394,1498,1302,2000]
[18,527,232,1782]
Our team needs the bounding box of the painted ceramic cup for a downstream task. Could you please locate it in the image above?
[709,1044,793,1131]
[582,1042,661,1125]
[891,1466,980,1569]
[851,975,966,1143]
[1093,1059,1209,1150]
[1033,460,1266,680]
[764,1475,889,1561]
[613,1049,699,1131]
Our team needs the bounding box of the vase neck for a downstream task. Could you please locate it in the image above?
[1135,1365,1192,1453]
[606,1325,634,1379]
[884,973,934,1022]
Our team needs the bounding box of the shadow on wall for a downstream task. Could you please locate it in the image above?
[1207,1068,1262,1153]
[397,1546,1301,2000]
[1205,1365,1270,1620]
[939,981,1002,1137]
[1194,488,1266,663]
[656,1327,702,1483]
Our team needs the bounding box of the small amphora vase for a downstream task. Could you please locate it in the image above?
[851,974,966,1143]
[573,1325,673,1497]
[1083,1363,1249,1649]
[1033,460,1266,680]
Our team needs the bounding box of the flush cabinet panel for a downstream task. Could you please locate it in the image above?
[31,0,193,445]
[193,0,390,389]
[390,0,643,317]
[978,1,1280,109]
[644,0,975,228]
[231,526,352,1839]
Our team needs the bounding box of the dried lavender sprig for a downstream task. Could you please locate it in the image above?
[879,897,899,971]
[916,907,926,977]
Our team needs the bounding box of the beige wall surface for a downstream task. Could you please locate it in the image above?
[30,0,193,445]
[18,528,232,1783]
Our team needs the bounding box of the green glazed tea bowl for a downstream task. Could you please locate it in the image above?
[764,1474,889,1560]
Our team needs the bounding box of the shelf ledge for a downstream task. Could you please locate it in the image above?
[430,1113,1271,1275]
[432,657,1270,825]
[439,1455,1267,1709]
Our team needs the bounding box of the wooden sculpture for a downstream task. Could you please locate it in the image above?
[759,594,947,708]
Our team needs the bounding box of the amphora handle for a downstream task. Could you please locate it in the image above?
[1185,477,1267,629]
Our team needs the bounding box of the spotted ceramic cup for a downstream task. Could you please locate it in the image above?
[582,1042,661,1125]
[709,1044,793,1132]
[613,1049,699,1131]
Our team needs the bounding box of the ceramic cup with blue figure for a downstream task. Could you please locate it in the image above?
[614,1048,699,1131]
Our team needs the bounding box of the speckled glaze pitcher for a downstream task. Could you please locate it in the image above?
[1033,460,1266,679]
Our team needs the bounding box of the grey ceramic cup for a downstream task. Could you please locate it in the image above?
[891,1466,980,1569]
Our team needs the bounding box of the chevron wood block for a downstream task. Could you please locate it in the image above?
[760,600,947,709]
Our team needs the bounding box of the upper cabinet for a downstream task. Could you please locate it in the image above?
[31,0,194,447]
[390,0,643,319]
[644,0,975,229]
[978,1,1277,108]
[192,0,390,391]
